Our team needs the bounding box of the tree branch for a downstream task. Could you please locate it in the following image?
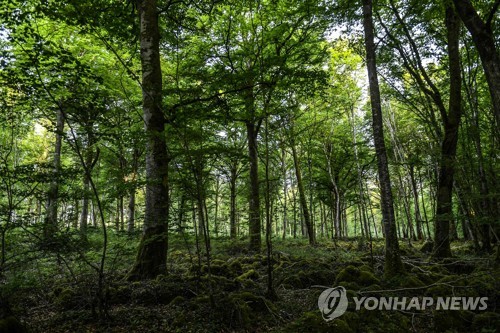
[486,0,500,28]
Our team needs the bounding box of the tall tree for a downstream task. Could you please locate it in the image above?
[128,0,169,280]
[362,0,403,276]
[432,5,463,258]
[290,133,315,245]
[43,109,64,241]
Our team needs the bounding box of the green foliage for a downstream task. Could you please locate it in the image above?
[0,0,499,331]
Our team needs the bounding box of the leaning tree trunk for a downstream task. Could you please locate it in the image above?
[452,0,500,129]
[362,0,403,277]
[433,5,462,258]
[44,108,64,241]
[291,141,315,245]
[128,0,169,280]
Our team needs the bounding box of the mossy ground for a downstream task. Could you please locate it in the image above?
[2,231,499,332]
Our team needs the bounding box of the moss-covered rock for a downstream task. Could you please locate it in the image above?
[220,291,276,329]
[336,265,380,288]
[53,287,78,309]
[472,312,500,332]
[227,259,243,276]
[130,280,184,305]
[168,295,185,306]
[235,269,259,283]
[426,275,465,297]
[387,273,426,289]
[433,310,474,332]
[108,285,132,304]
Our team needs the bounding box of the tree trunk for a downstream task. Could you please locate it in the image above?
[214,176,220,237]
[362,0,403,277]
[79,149,93,234]
[127,148,139,233]
[452,0,500,129]
[291,141,315,245]
[229,163,237,239]
[433,6,462,258]
[409,164,424,240]
[246,121,261,251]
[129,0,169,280]
[127,189,135,233]
[44,108,64,241]
[281,145,288,240]
[264,118,276,299]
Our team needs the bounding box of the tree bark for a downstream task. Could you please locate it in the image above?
[281,145,288,240]
[44,108,64,240]
[129,0,169,280]
[246,121,261,251]
[127,188,135,233]
[433,5,462,258]
[362,0,403,276]
[229,162,238,239]
[79,150,92,234]
[409,164,424,240]
[291,140,315,245]
[452,0,500,129]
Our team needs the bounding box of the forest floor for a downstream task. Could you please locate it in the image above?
[2,230,500,332]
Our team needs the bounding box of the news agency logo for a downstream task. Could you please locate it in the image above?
[318,286,488,321]
[317,286,349,321]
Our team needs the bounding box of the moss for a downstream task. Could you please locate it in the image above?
[342,282,361,292]
[235,269,259,283]
[472,312,500,331]
[221,291,276,328]
[168,295,185,306]
[336,265,358,283]
[356,309,410,332]
[358,270,380,286]
[433,310,474,332]
[228,259,243,275]
[0,316,27,333]
[336,265,380,287]
[440,258,475,274]
[108,285,132,304]
[420,240,434,253]
[294,269,336,288]
[425,275,464,297]
[411,267,443,285]
[341,311,360,331]
[466,274,497,297]
[281,275,304,289]
[171,311,187,328]
[359,264,373,272]
[388,273,425,288]
[54,287,77,309]
[130,280,182,305]
[197,260,231,277]
[283,311,346,333]
[155,274,168,282]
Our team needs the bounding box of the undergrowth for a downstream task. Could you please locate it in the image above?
[1,230,499,332]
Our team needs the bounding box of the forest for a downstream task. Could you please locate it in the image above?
[0,0,499,332]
